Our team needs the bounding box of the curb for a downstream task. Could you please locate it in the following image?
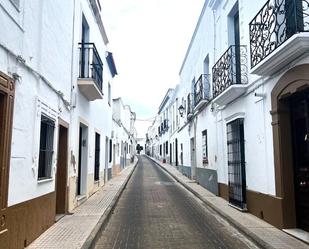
[81,157,139,249]
[146,156,274,249]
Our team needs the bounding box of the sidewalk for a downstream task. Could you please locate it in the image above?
[148,156,309,249]
[27,159,138,249]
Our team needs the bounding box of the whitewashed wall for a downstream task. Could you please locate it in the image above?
[0,0,73,206]
[149,0,309,198]
[0,0,116,208]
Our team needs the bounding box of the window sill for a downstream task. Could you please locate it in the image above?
[37,178,53,184]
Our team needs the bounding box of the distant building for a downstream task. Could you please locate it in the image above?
[112,98,137,175]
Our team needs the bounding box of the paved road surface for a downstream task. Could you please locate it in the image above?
[94,156,260,249]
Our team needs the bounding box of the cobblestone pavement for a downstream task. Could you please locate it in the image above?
[27,161,137,249]
[94,156,260,249]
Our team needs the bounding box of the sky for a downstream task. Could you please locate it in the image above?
[102,0,205,137]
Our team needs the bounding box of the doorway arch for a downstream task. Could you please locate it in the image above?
[271,64,309,230]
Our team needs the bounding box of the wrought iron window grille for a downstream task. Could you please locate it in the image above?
[187,93,194,119]
[249,0,309,68]
[227,118,246,209]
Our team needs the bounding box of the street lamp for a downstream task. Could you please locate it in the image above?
[178,104,185,117]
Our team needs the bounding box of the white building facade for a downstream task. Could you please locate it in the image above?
[0,0,121,248]
[147,0,309,234]
[112,98,137,176]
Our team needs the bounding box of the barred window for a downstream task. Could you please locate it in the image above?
[38,115,55,180]
[202,130,208,165]
[94,133,100,181]
[108,83,111,105]
[109,139,112,163]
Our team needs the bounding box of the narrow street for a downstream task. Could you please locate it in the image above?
[94,156,260,249]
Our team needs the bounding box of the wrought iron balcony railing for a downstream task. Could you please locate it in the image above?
[194,74,210,107]
[212,45,248,98]
[249,0,309,68]
[79,43,103,91]
[187,93,194,118]
[163,119,168,131]
[160,123,164,134]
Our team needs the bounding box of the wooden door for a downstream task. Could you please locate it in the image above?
[0,72,14,248]
[94,133,100,181]
[56,125,68,215]
[290,93,309,232]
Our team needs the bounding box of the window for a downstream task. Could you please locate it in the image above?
[38,115,55,180]
[202,130,208,165]
[94,133,100,181]
[160,145,162,156]
[108,83,111,105]
[166,141,168,154]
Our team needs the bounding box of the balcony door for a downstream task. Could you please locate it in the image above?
[228,2,240,84]
[285,0,304,38]
[234,11,241,84]
[81,16,90,78]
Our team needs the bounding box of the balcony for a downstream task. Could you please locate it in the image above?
[78,43,103,101]
[250,0,309,75]
[158,126,161,136]
[187,93,194,120]
[212,45,248,106]
[194,74,210,110]
[163,119,168,131]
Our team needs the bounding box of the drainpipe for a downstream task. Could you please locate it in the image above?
[68,0,77,210]
[213,9,217,65]
[212,9,220,182]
